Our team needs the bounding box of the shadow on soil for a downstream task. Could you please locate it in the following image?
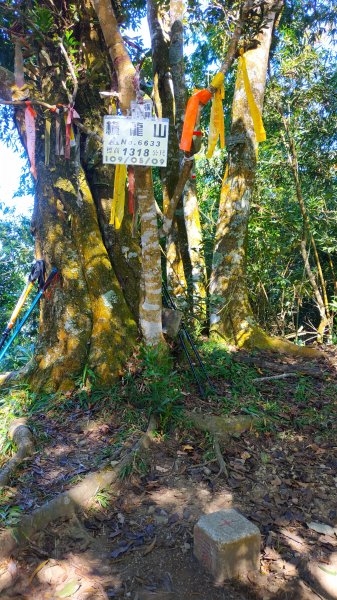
[0,343,336,599]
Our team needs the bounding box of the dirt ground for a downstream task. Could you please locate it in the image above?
[0,348,336,599]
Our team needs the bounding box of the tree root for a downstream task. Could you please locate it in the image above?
[252,373,298,383]
[212,324,325,359]
[232,352,330,379]
[238,326,323,359]
[0,416,157,559]
[213,436,229,479]
[0,362,33,390]
[0,419,35,489]
[0,371,20,389]
[186,411,256,437]
[186,412,254,480]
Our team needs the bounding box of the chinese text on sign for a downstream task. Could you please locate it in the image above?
[103,116,169,167]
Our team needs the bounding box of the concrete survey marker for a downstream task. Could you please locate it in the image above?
[193,509,261,583]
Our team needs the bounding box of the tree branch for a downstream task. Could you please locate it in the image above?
[58,40,78,104]
[162,2,248,235]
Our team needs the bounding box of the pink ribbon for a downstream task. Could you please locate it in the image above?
[25,101,37,179]
[65,105,80,159]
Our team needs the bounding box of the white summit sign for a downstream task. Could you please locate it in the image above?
[103,115,169,167]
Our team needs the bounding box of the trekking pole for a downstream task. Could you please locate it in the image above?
[0,260,46,352]
[0,280,36,351]
[177,328,206,397]
[180,324,214,388]
[162,282,207,397]
[0,268,58,365]
[162,282,214,390]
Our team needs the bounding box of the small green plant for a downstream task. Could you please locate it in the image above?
[294,377,315,403]
[119,463,133,480]
[0,504,23,526]
[94,490,111,509]
[135,345,183,430]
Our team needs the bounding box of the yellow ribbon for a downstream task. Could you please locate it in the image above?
[110,164,127,229]
[206,72,225,159]
[45,118,51,166]
[239,49,266,143]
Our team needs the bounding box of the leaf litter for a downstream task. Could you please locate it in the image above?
[0,350,337,598]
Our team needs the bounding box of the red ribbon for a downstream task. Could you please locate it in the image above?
[65,106,73,160]
[25,100,37,118]
[65,105,80,160]
[128,166,135,215]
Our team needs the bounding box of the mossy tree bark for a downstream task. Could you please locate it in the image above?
[209,2,321,357]
[183,180,207,321]
[209,8,278,347]
[93,0,165,346]
[28,144,137,391]
[1,1,142,391]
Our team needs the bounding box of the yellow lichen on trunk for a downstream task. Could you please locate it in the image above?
[27,161,137,391]
[183,180,207,319]
[28,166,93,392]
[166,223,188,300]
[71,171,137,382]
[209,12,275,344]
[209,8,322,359]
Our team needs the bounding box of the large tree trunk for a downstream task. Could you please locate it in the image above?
[209,3,320,358]
[2,1,143,391]
[93,0,164,346]
[29,154,137,391]
[209,7,277,348]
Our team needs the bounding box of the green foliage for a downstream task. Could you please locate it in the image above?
[0,502,23,526]
[138,345,182,429]
[28,3,54,35]
[0,207,35,370]
[62,29,80,57]
[247,27,337,337]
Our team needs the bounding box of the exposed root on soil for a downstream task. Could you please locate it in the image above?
[185,411,256,437]
[242,326,324,359]
[0,415,158,559]
[186,412,254,479]
[0,419,35,489]
[212,324,324,359]
[232,351,332,379]
[0,371,20,389]
[213,436,229,479]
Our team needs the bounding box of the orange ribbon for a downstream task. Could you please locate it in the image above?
[180,89,212,152]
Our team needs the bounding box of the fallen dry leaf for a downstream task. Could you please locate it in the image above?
[28,560,49,585]
[143,535,157,556]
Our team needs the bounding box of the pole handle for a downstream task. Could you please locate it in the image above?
[42,268,58,292]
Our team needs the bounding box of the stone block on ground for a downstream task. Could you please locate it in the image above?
[193,508,261,583]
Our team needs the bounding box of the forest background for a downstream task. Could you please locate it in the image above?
[0,3,336,597]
